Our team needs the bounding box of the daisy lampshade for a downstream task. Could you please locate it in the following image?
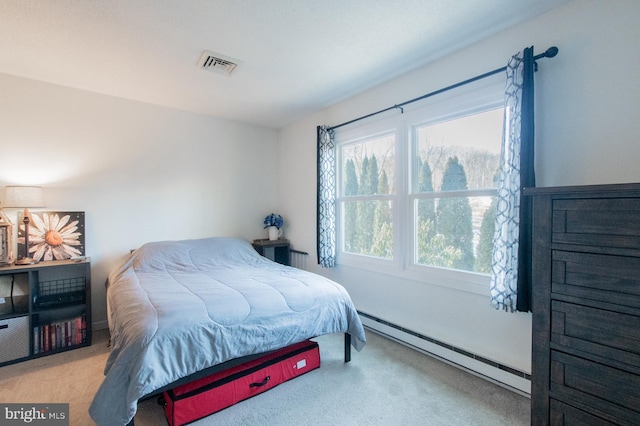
[3,186,46,265]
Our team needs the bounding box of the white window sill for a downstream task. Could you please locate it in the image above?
[337,253,489,296]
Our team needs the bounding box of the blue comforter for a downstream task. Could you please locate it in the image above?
[89,237,366,426]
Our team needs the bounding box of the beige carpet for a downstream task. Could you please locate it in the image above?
[0,329,529,425]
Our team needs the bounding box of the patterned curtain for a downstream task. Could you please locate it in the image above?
[317,125,336,267]
[490,47,535,313]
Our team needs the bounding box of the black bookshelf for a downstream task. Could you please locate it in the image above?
[0,259,91,366]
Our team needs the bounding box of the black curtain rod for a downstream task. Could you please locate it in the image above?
[329,46,558,131]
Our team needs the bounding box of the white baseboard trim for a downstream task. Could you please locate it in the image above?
[359,312,531,396]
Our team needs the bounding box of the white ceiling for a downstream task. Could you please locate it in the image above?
[0,1,569,129]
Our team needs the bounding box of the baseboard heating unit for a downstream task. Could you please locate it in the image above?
[289,249,308,270]
[358,311,531,396]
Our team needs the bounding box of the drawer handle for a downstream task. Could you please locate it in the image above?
[0,324,8,330]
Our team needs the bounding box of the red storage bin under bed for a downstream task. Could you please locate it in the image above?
[162,339,321,426]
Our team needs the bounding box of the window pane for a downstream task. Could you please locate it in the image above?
[415,195,496,273]
[342,199,393,259]
[341,135,394,196]
[416,108,503,193]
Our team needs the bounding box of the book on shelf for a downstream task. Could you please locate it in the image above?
[33,314,87,355]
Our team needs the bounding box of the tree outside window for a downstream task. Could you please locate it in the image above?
[337,101,503,278]
[414,108,502,273]
[340,135,394,259]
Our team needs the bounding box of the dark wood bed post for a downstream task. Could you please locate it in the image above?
[344,333,351,362]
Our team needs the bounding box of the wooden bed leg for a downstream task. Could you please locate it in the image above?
[344,333,352,363]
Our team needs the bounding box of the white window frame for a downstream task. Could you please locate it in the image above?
[335,116,404,272]
[335,76,505,295]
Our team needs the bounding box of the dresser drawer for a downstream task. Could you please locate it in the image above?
[552,250,640,309]
[552,198,640,250]
[550,351,640,424]
[551,300,640,371]
[0,316,30,364]
[550,399,618,426]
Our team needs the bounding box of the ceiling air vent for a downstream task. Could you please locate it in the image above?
[197,50,239,76]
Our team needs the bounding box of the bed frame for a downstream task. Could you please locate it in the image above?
[124,333,352,426]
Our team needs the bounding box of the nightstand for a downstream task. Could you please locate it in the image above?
[252,239,290,266]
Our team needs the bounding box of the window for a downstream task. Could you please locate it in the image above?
[412,108,502,273]
[339,129,396,260]
[335,80,504,292]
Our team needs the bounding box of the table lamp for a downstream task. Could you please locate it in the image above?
[3,186,45,265]
[0,203,13,266]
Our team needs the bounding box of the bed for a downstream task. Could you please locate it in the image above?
[89,237,366,426]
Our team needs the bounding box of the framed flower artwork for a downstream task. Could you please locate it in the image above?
[17,211,85,262]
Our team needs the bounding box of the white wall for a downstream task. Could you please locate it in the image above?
[2,0,636,380]
[0,73,280,329]
[278,0,640,375]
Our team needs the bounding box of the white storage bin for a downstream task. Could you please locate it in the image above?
[0,316,30,363]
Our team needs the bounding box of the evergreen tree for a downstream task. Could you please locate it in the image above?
[345,159,359,196]
[475,170,499,272]
[371,170,392,258]
[418,158,435,192]
[418,228,462,268]
[344,159,359,252]
[359,156,370,195]
[417,159,437,241]
[369,155,379,195]
[440,156,469,191]
[436,157,475,271]
[378,170,390,199]
[357,155,375,253]
[475,198,496,273]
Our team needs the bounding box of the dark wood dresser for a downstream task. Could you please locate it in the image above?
[526,183,640,425]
